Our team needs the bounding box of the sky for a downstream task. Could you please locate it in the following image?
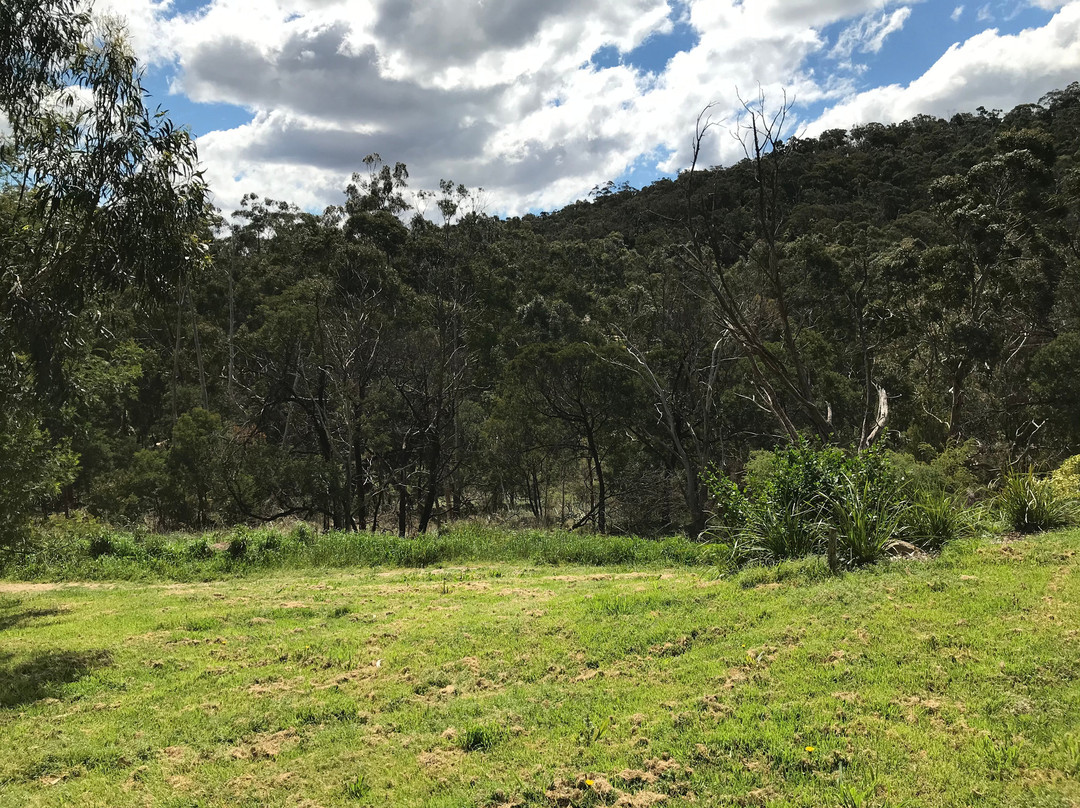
[94,0,1080,217]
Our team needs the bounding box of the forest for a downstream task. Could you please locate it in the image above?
[4,1,1080,548]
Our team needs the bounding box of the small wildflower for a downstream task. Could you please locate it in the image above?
[805,746,815,752]
[585,779,595,787]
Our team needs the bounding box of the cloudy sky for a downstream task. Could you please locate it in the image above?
[97,0,1080,217]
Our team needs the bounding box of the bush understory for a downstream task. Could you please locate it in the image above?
[6,448,1080,583]
[0,520,729,582]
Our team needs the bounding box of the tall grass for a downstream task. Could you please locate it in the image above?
[0,521,728,582]
[906,492,974,551]
[996,470,1077,534]
[742,501,822,563]
[829,474,906,568]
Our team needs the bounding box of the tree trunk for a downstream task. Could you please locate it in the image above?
[397,481,408,538]
[417,431,441,534]
[584,427,606,533]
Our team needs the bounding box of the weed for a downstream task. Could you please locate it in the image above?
[459,724,502,752]
[186,537,214,560]
[578,714,615,746]
[744,500,823,562]
[344,774,369,799]
[88,533,115,559]
[227,536,247,559]
[830,474,905,568]
[979,737,1020,779]
[906,492,973,551]
[1054,735,1080,775]
[835,765,879,808]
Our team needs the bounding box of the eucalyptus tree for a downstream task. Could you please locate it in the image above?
[681,93,892,448]
[0,0,208,546]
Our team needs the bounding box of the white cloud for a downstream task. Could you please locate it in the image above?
[91,0,1080,216]
[808,2,1080,135]
[951,5,965,21]
[831,7,912,61]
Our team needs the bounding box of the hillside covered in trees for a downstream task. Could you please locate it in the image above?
[4,3,1080,542]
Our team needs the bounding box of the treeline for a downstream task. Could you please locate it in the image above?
[4,4,1080,541]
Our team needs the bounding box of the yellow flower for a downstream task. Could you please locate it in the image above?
[585,779,595,787]
[805,746,815,752]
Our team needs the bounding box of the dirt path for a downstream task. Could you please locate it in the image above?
[0,581,117,594]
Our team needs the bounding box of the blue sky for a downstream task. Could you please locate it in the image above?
[102,0,1080,215]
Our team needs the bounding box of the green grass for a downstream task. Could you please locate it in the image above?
[1,529,1079,806]
[1,521,724,582]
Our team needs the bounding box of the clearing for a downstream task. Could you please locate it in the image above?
[1,532,1078,807]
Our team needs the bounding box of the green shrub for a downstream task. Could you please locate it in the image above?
[1050,454,1080,497]
[743,501,822,562]
[887,441,979,499]
[88,533,116,559]
[186,537,214,560]
[227,536,247,560]
[829,474,906,568]
[704,439,904,568]
[996,470,1076,534]
[258,532,283,554]
[905,492,973,551]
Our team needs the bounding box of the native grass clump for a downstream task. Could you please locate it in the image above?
[995,469,1078,534]
[702,440,982,571]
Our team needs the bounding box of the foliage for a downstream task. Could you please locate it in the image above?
[704,440,909,566]
[0,1,207,548]
[5,10,1080,544]
[0,523,728,582]
[828,473,907,568]
[1050,454,1080,497]
[0,362,78,552]
[885,442,979,499]
[996,470,1077,534]
[904,492,975,551]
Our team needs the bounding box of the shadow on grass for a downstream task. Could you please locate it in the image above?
[0,607,68,632]
[0,650,112,708]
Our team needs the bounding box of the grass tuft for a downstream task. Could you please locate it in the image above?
[996,470,1076,534]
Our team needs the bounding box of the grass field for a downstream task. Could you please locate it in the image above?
[2,530,1079,807]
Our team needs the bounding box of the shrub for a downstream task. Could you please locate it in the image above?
[704,439,904,568]
[1050,454,1080,497]
[258,532,283,554]
[743,500,822,562]
[905,492,973,551]
[700,466,752,540]
[227,535,248,560]
[829,473,906,568]
[996,470,1076,534]
[186,537,214,560]
[887,441,979,499]
[88,532,116,559]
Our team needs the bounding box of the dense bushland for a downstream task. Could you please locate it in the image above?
[6,3,1080,547]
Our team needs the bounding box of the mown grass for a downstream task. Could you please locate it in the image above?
[1,529,1079,806]
[0,521,726,582]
